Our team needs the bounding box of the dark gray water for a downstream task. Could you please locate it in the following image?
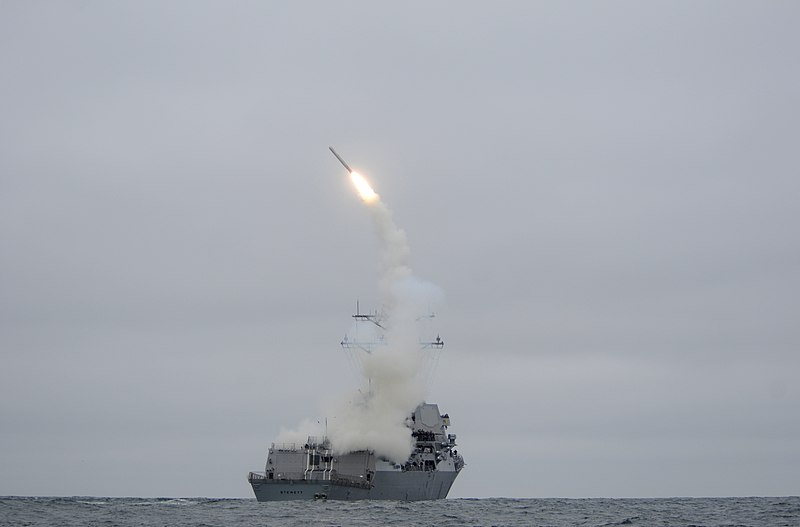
[2,496,798,527]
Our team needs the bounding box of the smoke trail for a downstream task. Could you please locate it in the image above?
[325,176,442,462]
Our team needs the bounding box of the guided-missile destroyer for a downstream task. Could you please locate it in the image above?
[248,306,465,501]
[247,403,464,501]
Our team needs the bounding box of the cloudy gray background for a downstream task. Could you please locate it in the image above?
[2,1,798,498]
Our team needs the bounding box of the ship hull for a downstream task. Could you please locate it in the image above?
[250,469,459,501]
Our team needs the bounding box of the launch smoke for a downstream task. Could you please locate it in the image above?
[327,195,442,462]
[277,157,441,463]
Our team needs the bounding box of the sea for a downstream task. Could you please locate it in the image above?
[1,496,798,527]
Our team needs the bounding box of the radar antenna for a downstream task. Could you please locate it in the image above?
[341,301,387,354]
[340,302,446,389]
[351,299,386,329]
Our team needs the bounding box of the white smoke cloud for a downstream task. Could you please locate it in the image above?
[325,185,442,462]
[276,170,442,463]
[274,418,324,446]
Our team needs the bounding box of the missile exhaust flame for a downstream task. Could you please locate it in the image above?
[350,171,378,203]
[329,146,379,203]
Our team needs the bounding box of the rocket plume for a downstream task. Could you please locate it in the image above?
[350,171,379,203]
[324,155,442,463]
[277,148,442,463]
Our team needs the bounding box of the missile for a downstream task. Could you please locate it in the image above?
[329,146,353,173]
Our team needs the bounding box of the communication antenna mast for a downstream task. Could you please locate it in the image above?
[340,301,387,354]
[340,302,445,389]
[417,312,445,389]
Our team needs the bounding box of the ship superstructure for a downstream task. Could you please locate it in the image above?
[248,403,464,501]
[248,306,464,501]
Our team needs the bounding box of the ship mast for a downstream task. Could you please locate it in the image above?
[340,301,445,390]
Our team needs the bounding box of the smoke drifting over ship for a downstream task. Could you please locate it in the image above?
[329,178,442,462]
[277,152,442,463]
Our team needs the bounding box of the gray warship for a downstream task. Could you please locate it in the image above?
[248,307,465,501]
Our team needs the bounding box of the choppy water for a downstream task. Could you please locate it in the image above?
[1,496,798,527]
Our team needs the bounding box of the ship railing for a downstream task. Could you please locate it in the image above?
[271,442,304,451]
[248,471,268,481]
[274,472,305,480]
[306,436,330,448]
[271,439,331,451]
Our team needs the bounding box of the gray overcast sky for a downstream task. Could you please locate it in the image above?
[1,1,799,498]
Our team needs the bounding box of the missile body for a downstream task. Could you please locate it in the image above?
[329,146,353,173]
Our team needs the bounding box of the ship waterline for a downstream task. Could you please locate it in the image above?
[248,468,460,501]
